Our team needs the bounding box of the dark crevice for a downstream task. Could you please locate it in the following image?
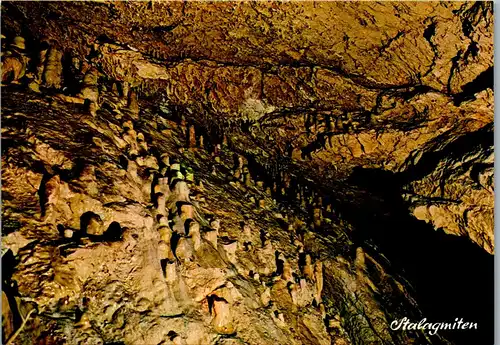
[342,125,494,345]
[399,123,493,184]
[343,168,493,345]
[453,66,493,106]
[447,50,462,94]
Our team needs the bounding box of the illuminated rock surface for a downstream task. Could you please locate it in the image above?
[1,2,493,345]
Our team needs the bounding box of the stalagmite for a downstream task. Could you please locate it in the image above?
[232,169,241,181]
[260,286,271,306]
[165,260,177,282]
[202,219,220,247]
[180,203,194,220]
[171,180,190,203]
[302,254,314,280]
[185,168,194,184]
[111,82,120,96]
[43,46,63,89]
[282,260,293,281]
[155,193,167,216]
[137,132,148,153]
[42,175,61,221]
[78,67,99,103]
[210,219,221,232]
[64,229,74,239]
[170,162,181,173]
[187,221,201,250]
[158,240,171,260]
[136,156,159,170]
[299,278,307,290]
[203,228,218,247]
[122,120,134,130]
[120,81,129,100]
[355,246,366,269]
[1,37,28,84]
[328,317,342,330]
[214,143,221,156]
[319,303,326,319]
[173,236,193,261]
[161,154,170,167]
[277,312,285,324]
[158,225,172,244]
[243,171,252,187]
[222,240,238,263]
[75,312,91,329]
[242,223,252,241]
[314,261,323,304]
[210,296,234,334]
[123,128,139,156]
[127,90,140,117]
[35,41,49,82]
[154,176,170,195]
[187,125,196,148]
[288,282,298,305]
[313,207,322,227]
[158,215,169,227]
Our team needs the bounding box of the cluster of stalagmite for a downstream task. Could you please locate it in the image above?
[1,36,29,85]
[1,33,343,345]
[1,35,142,118]
[153,161,202,264]
[4,44,337,339]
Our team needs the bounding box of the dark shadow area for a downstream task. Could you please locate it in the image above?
[343,167,494,345]
[184,218,195,236]
[1,249,23,339]
[103,221,123,242]
[453,66,493,106]
[79,211,101,234]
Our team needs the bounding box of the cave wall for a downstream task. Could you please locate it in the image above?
[1,2,494,345]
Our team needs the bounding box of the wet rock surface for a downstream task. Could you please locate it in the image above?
[1,2,493,345]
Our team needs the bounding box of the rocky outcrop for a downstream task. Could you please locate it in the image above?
[1,83,441,345]
[1,2,493,175]
[403,124,494,254]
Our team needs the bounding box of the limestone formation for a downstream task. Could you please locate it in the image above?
[0,3,493,345]
[126,90,139,117]
[302,254,314,280]
[222,240,237,264]
[314,261,323,305]
[155,193,167,217]
[210,296,234,335]
[42,46,63,89]
[1,37,28,84]
[187,221,201,251]
[78,67,100,103]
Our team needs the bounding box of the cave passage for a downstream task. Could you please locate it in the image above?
[344,167,494,345]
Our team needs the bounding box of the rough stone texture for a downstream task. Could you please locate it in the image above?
[1,2,493,345]
[403,124,494,254]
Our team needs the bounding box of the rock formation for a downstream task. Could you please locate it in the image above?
[1,2,493,345]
